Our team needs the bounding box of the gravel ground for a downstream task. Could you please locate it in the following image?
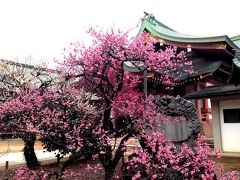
[0,139,240,179]
[0,139,43,154]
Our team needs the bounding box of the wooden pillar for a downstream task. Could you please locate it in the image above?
[203,99,208,109]
[202,98,211,123]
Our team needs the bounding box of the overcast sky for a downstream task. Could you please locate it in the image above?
[0,0,239,67]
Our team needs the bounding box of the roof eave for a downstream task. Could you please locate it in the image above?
[184,84,240,99]
[140,19,239,50]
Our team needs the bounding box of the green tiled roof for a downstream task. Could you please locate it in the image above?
[231,35,240,48]
[228,57,240,85]
[233,57,240,68]
[137,12,240,85]
[140,13,239,50]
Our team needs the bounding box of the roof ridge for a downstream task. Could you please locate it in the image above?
[0,58,35,69]
[143,12,176,32]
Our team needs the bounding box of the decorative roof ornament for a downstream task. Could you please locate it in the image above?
[143,12,157,26]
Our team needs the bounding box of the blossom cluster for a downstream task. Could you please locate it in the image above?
[123,132,238,179]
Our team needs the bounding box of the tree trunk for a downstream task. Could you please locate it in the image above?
[103,104,114,132]
[104,166,114,180]
[99,134,131,180]
[23,132,39,169]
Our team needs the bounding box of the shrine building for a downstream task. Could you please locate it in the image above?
[124,12,240,154]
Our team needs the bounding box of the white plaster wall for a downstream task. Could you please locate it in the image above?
[220,100,240,152]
